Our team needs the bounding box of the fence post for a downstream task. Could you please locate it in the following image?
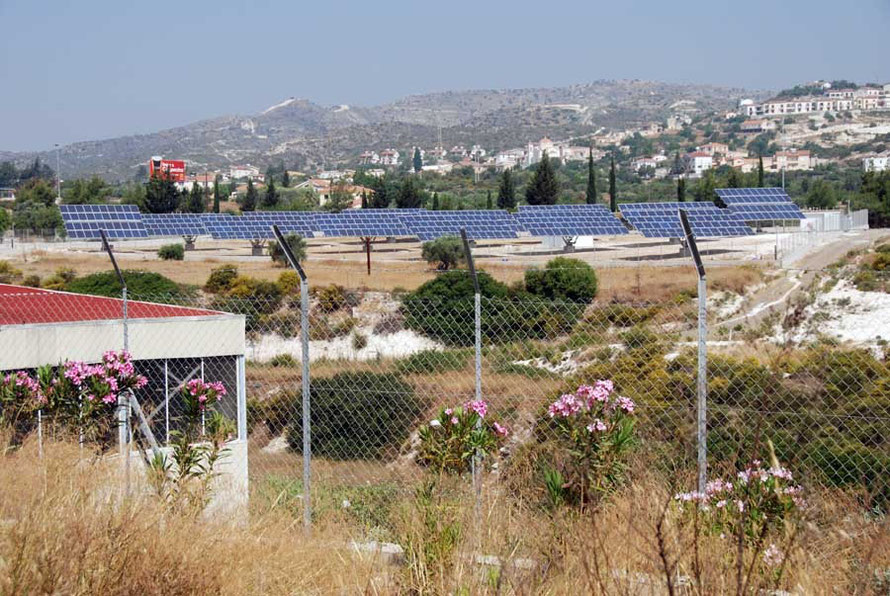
[100,230,131,493]
[678,210,708,495]
[271,225,312,531]
[460,229,483,517]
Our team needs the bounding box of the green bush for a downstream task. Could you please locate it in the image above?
[395,349,470,375]
[22,274,41,287]
[351,331,368,351]
[268,233,307,265]
[313,284,347,313]
[226,276,283,313]
[268,353,297,367]
[204,266,238,293]
[402,270,582,346]
[66,270,185,299]
[0,261,22,284]
[277,270,301,295]
[286,372,422,459]
[524,257,598,304]
[157,243,185,261]
[42,267,76,290]
[421,236,464,270]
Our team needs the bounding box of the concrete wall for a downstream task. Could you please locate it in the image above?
[0,315,245,370]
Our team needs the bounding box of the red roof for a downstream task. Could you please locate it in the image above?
[0,284,222,326]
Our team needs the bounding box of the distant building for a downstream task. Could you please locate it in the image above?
[743,84,889,117]
[740,119,776,133]
[0,188,15,202]
[229,164,261,180]
[684,152,713,177]
[359,151,380,165]
[379,149,400,166]
[697,142,729,157]
[421,163,454,175]
[863,154,890,173]
[771,149,812,172]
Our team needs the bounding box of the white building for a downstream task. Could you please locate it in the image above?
[863,154,890,173]
[684,152,713,177]
[229,164,261,180]
[379,149,400,166]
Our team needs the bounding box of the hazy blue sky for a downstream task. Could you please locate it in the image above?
[2,0,888,151]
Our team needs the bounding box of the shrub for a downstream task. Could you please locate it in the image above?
[373,311,404,335]
[42,267,76,290]
[403,270,582,346]
[22,274,41,287]
[417,400,509,474]
[226,276,283,314]
[158,243,185,261]
[351,331,368,351]
[524,257,598,304]
[267,353,297,367]
[0,261,22,284]
[204,266,238,293]
[313,284,347,313]
[286,372,422,459]
[268,233,307,266]
[396,349,470,375]
[277,270,301,295]
[421,236,465,270]
[66,270,184,299]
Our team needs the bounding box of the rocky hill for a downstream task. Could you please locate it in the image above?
[1,80,765,180]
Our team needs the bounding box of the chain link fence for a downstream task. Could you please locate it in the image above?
[3,257,890,532]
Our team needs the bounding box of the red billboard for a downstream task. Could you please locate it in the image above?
[149,157,186,182]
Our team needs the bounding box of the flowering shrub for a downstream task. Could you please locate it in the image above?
[0,372,46,438]
[182,379,227,419]
[539,381,637,506]
[417,399,509,475]
[674,458,805,544]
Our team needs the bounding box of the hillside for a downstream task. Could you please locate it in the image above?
[0,80,763,180]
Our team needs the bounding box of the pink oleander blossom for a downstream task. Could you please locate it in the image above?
[464,399,488,418]
[493,422,509,437]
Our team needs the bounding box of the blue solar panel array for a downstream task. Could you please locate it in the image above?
[141,213,207,236]
[714,188,805,221]
[514,204,628,236]
[402,210,521,241]
[242,211,319,237]
[620,202,753,238]
[60,205,148,239]
[316,211,411,237]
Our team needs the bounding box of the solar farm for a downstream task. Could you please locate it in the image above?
[53,188,820,271]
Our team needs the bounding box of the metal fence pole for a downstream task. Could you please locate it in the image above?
[271,225,312,530]
[460,229,483,518]
[678,210,708,495]
[37,409,43,458]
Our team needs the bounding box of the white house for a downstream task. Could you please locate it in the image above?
[863,154,890,173]
[379,149,400,166]
[685,152,713,177]
[229,164,261,180]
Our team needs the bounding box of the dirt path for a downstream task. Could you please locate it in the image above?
[716,229,890,330]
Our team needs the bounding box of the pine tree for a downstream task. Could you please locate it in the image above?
[585,146,597,204]
[361,191,368,209]
[486,189,493,209]
[497,168,516,209]
[262,177,279,208]
[757,155,765,188]
[144,173,180,213]
[525,152,559,205]
[282,170,290,188]
[677,177,686,202]
[608,156,617,212]
[413,148,422,173]
[187,182,205,213]
[694,169,717,202]
[212,175,221,213]
[727,167,742,188]
[242,179,257,212]
[432,192,439,210]
[396,176,422,209]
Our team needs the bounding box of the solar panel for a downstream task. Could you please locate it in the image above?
[401,210,521,241]
[142,213,207,236]
[315,210,411,237]
[60,204,148,239]
[203,214,272,240]
[241,211,319,236]
[714,188,805,221]
[514,204,627,236]
[715,187,793,205]
[619,202,753,238]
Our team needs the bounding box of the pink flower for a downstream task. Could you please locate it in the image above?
[464,400,488,418]
[102,394,116,404]
[444,408,453,416]
[762,544,783,567]
[586,418,607,433]
[548,393,582,418]
[614,396,635,414]
[493,422,509,438]
[450,416,459,425]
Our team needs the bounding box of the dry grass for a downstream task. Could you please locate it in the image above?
[2,438,888,595]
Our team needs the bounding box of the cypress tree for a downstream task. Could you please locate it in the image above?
[282,170,290,188]
[677,177,686,202]
[413,148,422,173]
[187,181,205,213]
[486,189,492,209]
[212,175,221,213]
[242,179,257,211]
[608,155,617,212]
[525,151,559,205]
[757,155,765,188]
[432,192,439,210]
[497,168,516,209]
[585,146,597,204]
[361,191,368,209]
[262,177,279,208]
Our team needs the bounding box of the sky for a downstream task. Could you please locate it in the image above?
[1,0,889,152]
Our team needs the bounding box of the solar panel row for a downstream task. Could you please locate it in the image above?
[60,205,148,239]
[620,202,753,238]
[515,204,627,236]
[714,188,805,221]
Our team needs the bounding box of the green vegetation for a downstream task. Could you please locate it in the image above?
[143,174,180,214]
[525,152,559,205]
[268,233,307,265]
[204,266,239,293]
[66,270,185,299]
[421,236,465,270]
[157,243,185,261]
[396,349,470,375]
[286,371,422,459]
[524,257,598,304]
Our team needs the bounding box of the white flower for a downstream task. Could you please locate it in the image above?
[429,419,442,428]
